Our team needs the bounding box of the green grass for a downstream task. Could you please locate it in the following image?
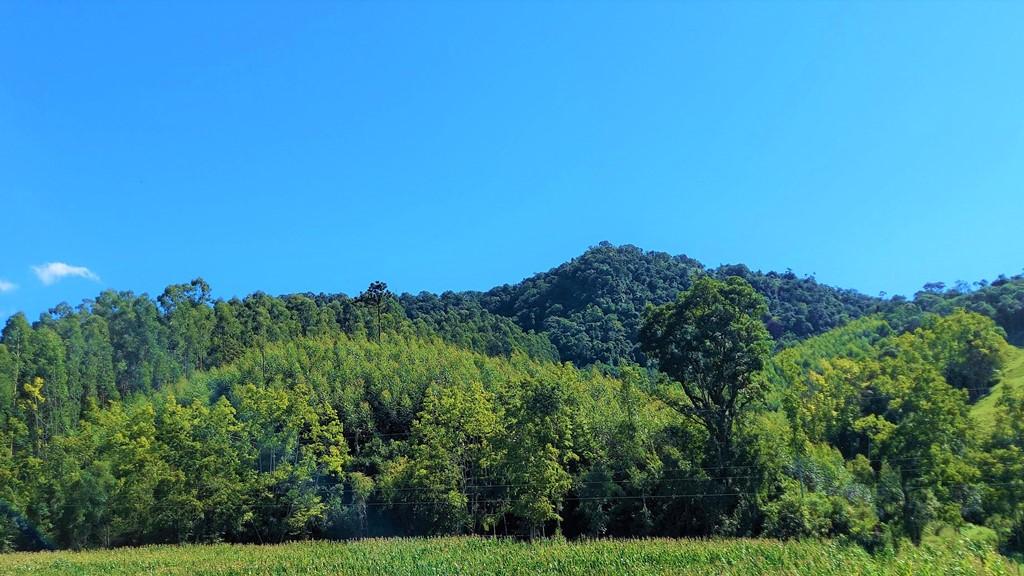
[0,537,1019,576]
[928,522,1000,549]
[973,345,1024,432]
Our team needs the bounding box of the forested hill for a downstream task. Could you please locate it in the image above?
[462,242,885,365]
[2,244,1024,554]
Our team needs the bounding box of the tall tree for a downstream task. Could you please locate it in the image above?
[639,276,772,484]
[158,279,215,377]
[31,327,70,440]
[1,314,34,386]
[0,345,16,428]
[80,316,117,405]
[209,300,245,367]
[358,281,391,344]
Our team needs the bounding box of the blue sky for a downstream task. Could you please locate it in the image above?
[2,1,1022,321]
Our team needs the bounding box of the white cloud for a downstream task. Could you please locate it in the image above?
[0,280,15,294]
[32,262,100,286]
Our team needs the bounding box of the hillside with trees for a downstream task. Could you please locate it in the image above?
[1,247,1023,558]
[469,242,1024,367]
[469,243,888,366]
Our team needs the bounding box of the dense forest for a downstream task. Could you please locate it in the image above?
[2,243,1024,556]
[469,243,887,365]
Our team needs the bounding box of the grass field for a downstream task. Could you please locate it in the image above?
[973,345,1024,431]
[0,536,1019,576]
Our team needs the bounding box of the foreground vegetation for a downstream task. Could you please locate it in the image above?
[0,536,1018,576]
